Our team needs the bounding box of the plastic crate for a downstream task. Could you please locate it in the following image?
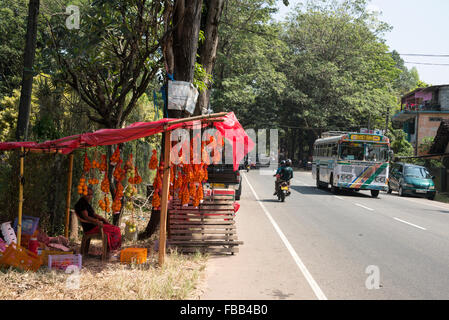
[38,250,74,265]
[13,216,39,236]
[120,248,147,264]
[48,254,82,271]
[0,244,42,271]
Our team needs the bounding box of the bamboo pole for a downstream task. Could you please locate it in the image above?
[17,147,24,247]
[64,153,74,238]
[158,129,171,267]
[166,112,228,126]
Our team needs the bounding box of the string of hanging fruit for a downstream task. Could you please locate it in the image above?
[76,129,219,220]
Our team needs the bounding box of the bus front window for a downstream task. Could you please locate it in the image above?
[366,144,389,162]
[339,143,364,161]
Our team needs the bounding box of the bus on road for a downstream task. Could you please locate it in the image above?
[312,132,392,198]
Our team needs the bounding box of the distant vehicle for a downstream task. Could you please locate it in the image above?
[206,164,242,200]
[312,131,393,198]
[388,163,436,200]
[306,161,312,171]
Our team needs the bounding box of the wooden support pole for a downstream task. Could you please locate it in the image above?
[158,129,172,267]
[17,147,25,247]
[64,153,74,238]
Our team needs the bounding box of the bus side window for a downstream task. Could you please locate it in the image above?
[332,144,337,157]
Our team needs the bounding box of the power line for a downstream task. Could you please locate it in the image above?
[399,54,449,58]
[404,61,449,66]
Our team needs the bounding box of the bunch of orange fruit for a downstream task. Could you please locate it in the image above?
[110,146,120,165]
[99,196,110,213]
[101,173,110,193]
[148,149,158,170]
[88,178,99,185]
[77,175,88,195]
[99,155,107,172]
[83,153,91,172]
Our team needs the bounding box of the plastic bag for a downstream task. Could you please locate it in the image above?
[167,80,199,114]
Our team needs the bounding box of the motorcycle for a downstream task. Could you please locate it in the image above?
[246,164,250,172]
[277,180,291,202]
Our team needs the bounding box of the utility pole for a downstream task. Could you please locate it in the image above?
[385,106,390,135]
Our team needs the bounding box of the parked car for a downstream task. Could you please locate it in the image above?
[206,164,242,200]
[388,162,436,200]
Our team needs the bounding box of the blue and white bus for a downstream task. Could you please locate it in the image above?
[312,132,392,198]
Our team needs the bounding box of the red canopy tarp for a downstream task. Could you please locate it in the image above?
[0,112,254,171]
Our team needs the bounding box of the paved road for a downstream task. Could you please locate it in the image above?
[201,169,449,300]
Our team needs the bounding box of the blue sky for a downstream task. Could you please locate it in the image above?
[275,0,449,85]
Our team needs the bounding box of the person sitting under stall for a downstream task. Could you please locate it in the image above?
[74,186,122,257]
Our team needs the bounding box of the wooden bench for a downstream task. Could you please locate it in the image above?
[167,197,243,255]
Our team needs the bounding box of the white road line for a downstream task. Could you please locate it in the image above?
[243,173,327,300]
[393,218,427,231]
[395,196,449,211]
[355,203,375,211]
[335,196,345,201]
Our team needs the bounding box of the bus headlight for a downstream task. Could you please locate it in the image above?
[375,177,386,184]
[340,174,353,182]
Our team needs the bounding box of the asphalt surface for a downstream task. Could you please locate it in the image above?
[200,169,449,300]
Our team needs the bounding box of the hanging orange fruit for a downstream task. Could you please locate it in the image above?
[152,191,161,209]
[77,175,87,195]
[134,166,142,184]
[197,183,204,201]
[83,153,91,172]
[101,173,110,193]
[153,169,162,191]
[181,184,190,206]
[148,149,158,170]
[113,159,124,182]
[99,154,107,172]
[88,177,99,185]
[124,154,134,172]
[174,172,183,190]
[110,146,120,165]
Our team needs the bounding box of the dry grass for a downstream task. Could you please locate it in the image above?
[0,205,209,300]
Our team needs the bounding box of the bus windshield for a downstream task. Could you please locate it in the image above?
[366,144,389,162]
[339,142,364,161]
[339,142,388,162]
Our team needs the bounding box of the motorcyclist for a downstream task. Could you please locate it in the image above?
[278,159,293,197]
[281,159,294,187]
[273,160,286,195]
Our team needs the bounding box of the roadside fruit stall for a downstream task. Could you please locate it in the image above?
[0,112,254,268]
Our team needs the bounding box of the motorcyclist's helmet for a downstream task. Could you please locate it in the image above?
[280,160,286,166]
[286,159,292,166]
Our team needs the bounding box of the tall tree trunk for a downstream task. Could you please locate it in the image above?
[172,0,202,82]
[141,0,203,240]
[195,0,225,115]
[16,0,39,141]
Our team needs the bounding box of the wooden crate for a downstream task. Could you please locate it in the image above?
[167,198,243,255]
